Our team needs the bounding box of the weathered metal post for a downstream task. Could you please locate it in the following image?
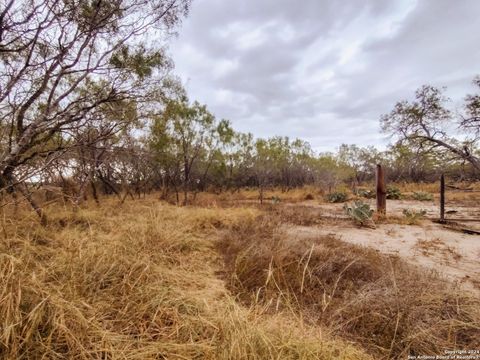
[440,173,445,223]
[376,164,386,216]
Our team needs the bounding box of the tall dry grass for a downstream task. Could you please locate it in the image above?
[0,197,369,359]
[192,186,325,206]
[157,182,480,208]
[219,214,480,359]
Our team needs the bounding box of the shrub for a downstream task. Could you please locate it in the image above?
[356,188,375,199]
[343,201,375,227]
[412,191,434,201]
[402,209,427,224]
[271,196,281,204]
[386,186,402,199]
[326,191,348,203]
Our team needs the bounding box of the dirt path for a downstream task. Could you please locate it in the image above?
[286,221,480,292]
[293,199,480,220]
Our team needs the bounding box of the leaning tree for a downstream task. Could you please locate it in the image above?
[381,79,480,174]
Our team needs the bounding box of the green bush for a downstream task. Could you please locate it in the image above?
[386,186,402,200]
[326,191,348,203]
[356,188,375,199]
[343,201,374,227]
[402,209,427,225]
[271,196,281,204]
[412,191,433,201]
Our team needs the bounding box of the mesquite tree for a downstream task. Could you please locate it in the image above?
[149,98,233,205]
[0,0,190,221]
[381,81,480,173]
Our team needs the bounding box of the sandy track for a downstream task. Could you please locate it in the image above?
[292,199,480,220]
[286,221,480,292]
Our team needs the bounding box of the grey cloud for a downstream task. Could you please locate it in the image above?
[170,0,480,151]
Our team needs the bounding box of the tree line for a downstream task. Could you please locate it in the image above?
[1,1,480,222]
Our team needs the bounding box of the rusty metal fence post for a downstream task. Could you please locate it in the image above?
[376,164,386,216]
[440,174,445,223]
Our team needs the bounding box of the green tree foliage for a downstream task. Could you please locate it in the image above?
[0,0,191,220]
[149,98,232,204]
[381,81,480,173]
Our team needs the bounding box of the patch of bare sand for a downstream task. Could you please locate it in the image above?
[286,222,480,292]
[294,199,480,220]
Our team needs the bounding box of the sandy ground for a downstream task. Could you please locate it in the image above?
[234,197,480,289]
[286,221,480,292]
[295,198,480,220]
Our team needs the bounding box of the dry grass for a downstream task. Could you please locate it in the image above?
[219,215,480,359]
[414,238,463,262]
[182,186,327,207]
[4,184,479,359]
[267,205,345,227]
[0,196,369,359]
[157,182,480,208]
[395,182,440,193]
[395,181,480,205]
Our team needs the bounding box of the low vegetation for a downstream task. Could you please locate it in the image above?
[412,191,434,201]
[0,198,371,359]
[356,188,375,199]
[219,214,480,359]
[386,186,402,200]
[1,184,480,359]
[326,191,348,203]
[414,238,463,262]
[343,201,375,227]
[402,209,427,225]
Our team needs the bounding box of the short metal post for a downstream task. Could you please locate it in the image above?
[440,174,445,222]
[376,164,386,216]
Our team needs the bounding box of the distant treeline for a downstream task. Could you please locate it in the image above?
[29,102,480,207]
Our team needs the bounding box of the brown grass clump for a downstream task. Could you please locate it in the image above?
[268,205,330,226]
[189,186,326,206]
[219,215,480,359]
[0,197,369,359]
[395,182,440,194]
[304,193,315,200]
[414,238,463,262]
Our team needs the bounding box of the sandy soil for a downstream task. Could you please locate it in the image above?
[295,198,480,220]
[233,197,480,289]
[286,221,480,292]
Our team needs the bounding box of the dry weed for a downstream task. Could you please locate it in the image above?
[0,196,368,359]
[219,215,480,359]
[414,238,463,262]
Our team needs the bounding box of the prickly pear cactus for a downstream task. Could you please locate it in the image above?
[343,200,375,227]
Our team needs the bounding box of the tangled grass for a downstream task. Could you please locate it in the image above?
[219,214,480,359]
[0,197,369,359]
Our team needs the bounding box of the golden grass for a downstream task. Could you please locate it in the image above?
[395,182,440,193]
[0,196,370,359]
[394,181,480,205]
[155,182,480,208]
[191,186,326,206]
[414,238,463,262]
[219,213,480,359]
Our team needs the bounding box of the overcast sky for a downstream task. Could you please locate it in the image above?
[169,0,480,152]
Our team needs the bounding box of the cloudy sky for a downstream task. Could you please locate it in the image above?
[169,0,480,152]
